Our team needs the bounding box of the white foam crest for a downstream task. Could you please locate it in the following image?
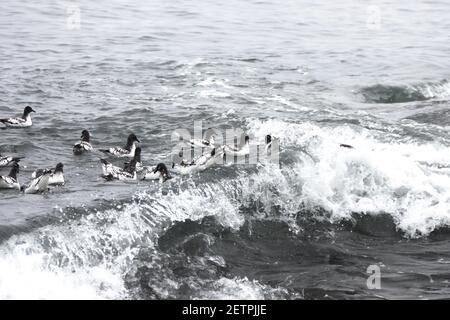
[192,277,292,300]
[0,203,154,299]
[247,119,450,237]
[239,164,300,221]
[0,254,122,300]
[267,95,310,111]
[137,182,245,231]
[195,77,232,89]
[0,177,251,299]
[416,81,450,99]
[197,89,231,98]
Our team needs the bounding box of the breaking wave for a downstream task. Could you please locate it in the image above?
[246,118,450,237]
[1,117,449,299]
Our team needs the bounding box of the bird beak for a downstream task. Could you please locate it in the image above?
[137,138,141,143]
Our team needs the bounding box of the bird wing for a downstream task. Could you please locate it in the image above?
[109,147,128,156]
[102,161,123,177]
[3,117,25,125]
[0,176,15,185]
[81,141,92,150]
[0,157,11,167]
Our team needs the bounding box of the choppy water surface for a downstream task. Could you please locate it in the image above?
[1,0,450,299]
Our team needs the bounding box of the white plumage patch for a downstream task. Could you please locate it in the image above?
[73,141,92,153]
[101,160,137,181]
[0,156,14,167]
[24,173,51,194]
[1,116,32,128]
[172,150,219,175]
[0,176,20,190]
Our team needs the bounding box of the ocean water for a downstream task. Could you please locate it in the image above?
[0,0,450,299]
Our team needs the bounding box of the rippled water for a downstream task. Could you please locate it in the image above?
[1,0,450,299]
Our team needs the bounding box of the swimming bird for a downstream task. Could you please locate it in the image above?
[101,147,141,181]
[0,106,35,128]
[101,159,137,181]
[265,134,279,154]
[0,154,24,168]
[0,162,20,190]
[23,169,52,194]
[122,148,170,182]
[123,147,143,173]
[189,132,216,149]
[73,130,93,155]
[49,163,65,186]
[172,148,219,175]
[141,163,172,182]
[172,148,193,167]
[100,133,140,158]
[223,135,250,157]
[31,163,65,186]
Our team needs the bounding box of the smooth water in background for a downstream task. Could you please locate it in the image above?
[0,0,450,299]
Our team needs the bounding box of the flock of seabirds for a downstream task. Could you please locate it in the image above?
[0,106,284,194]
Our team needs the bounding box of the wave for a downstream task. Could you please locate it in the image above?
[246,118,450,237]
[358,80,450,103]
[1,117,450,298]
[0,179,267,299]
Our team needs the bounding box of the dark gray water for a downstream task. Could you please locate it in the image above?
[0,0,450,299]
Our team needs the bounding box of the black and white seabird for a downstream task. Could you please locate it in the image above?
[0,154,24,168]
[100,133,140,158]
[101,159,137,181]
[31,163,65,186]
[189,132,216,149]
[23,169,52,194]
[0,162,20,190]
[123,147,143,173]
[0,106,36,128]
[265,134,279,154]
[122,148,171,182]
[101,147,142,181]
[222,135,250,157]
[172,148,219,175]
[172,148,193,167]
[141,163,172,182]
[73,130,93,155]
